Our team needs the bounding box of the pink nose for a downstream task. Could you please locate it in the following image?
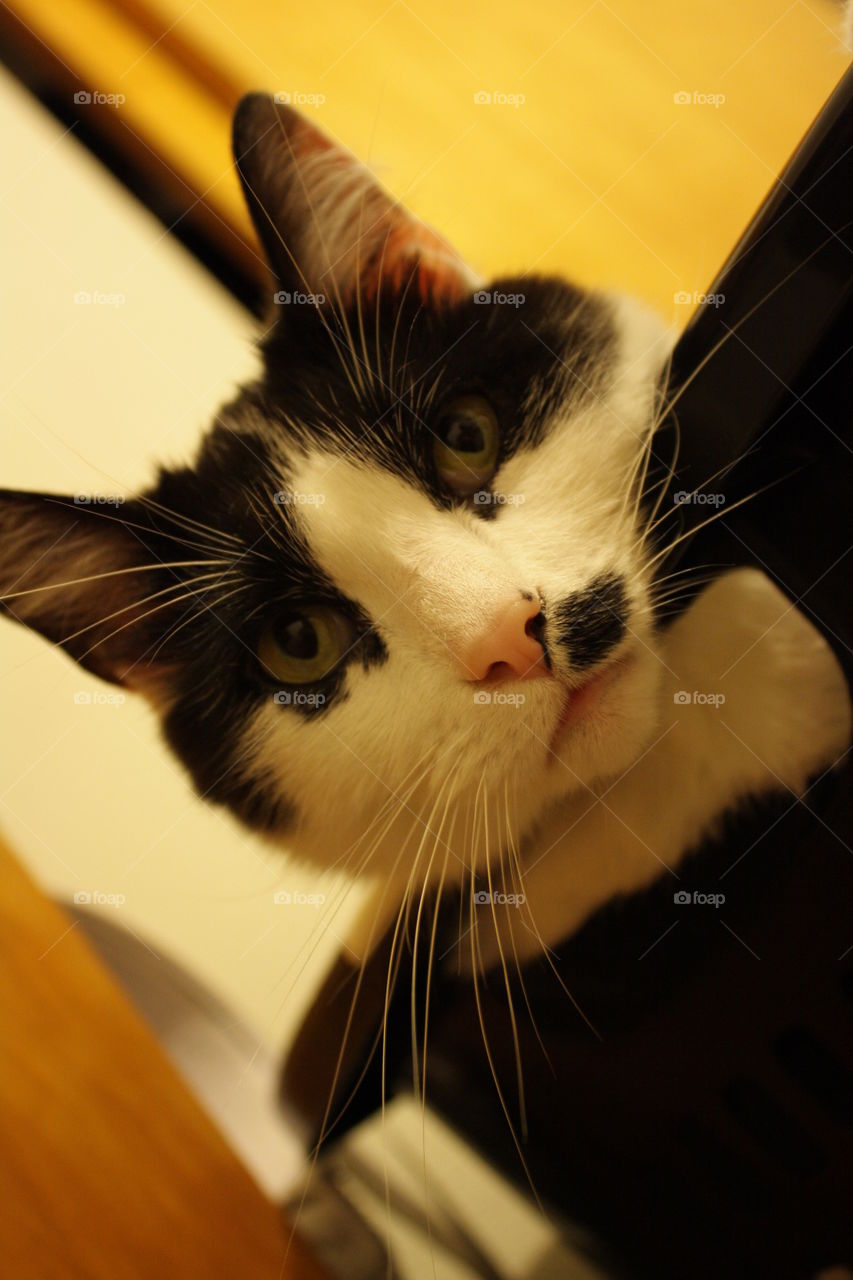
[461,593,548,682]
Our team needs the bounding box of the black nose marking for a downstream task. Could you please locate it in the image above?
[553,573,627,670]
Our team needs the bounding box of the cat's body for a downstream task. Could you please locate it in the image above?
[1,93,849,973]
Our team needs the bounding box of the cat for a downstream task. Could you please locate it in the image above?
[1,93,849,974]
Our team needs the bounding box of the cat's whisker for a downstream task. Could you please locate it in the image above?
[420,821,456,1266]
[650,575,720,608]
[57,570,243,648]
[640,440,758,545]
[295,731,472,1152]
[386,263,419,410]
[268,741,443,1025]
[40,497,245,563]
[285,814,425,1275]
[644,479,776,575]
[501,782,553,1071]
[267,113,369,400]
[134,493,247,551]
[503,780,602,1043]
[145,579,255,662]
[372,228,393,393]
[483,801,528,1140]
[377,791,445,1269]
[235,164,364,403]
[467,809,545,1213]
[634,231,842,564]
[72,573,245,666]
[653,224,851,432]
[352,173,382,409]
[0,559,230,602]
[410,769,459,1104]
[640,409,681,539]
[400,299,426,411]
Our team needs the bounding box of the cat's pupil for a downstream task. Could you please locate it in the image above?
[275,614,318,660]
[442,416,484,455]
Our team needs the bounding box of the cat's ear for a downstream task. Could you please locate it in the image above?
[232,92,478,307]
[0,490,176,690]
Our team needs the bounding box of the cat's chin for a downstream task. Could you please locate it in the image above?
[541,646,664,799]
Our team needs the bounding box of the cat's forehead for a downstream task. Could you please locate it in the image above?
[198,277,619,504]
[160,279,674,611]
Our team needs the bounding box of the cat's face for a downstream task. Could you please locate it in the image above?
[0,95,671,883]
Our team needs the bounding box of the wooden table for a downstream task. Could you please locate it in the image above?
[0,840,329,1280]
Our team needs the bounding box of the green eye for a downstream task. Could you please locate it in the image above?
[258,606,353,685]
[433,395,500,495]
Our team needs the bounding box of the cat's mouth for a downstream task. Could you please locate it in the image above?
[550,653,635,749]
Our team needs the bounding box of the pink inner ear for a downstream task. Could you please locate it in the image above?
[282,111,478,307]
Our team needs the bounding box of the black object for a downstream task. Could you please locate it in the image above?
[282,66,853,1280]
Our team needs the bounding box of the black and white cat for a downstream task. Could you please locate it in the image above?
[1,94,849,968]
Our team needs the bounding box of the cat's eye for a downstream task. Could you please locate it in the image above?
[432,395,499,496]
[258,605,354,686]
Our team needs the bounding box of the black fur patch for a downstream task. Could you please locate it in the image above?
[551,573,628,670]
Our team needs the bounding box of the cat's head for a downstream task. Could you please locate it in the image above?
[0,94,672,883]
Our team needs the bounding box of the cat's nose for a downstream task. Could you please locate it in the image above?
[461,592,549,682]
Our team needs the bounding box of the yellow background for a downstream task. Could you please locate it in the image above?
[6,0,851,315]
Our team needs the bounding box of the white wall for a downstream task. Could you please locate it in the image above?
[0,69,363,1054]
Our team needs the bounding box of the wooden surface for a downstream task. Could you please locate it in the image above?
[0,840,328,1280]
[0,0,849,313]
